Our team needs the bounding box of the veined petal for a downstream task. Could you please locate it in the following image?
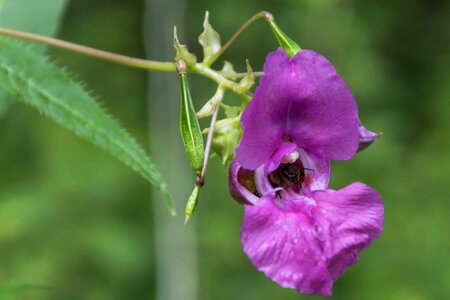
[241,195,333,296]
[314,182,384,280]
[241,182,383,296]
[297,148,330,191]
[236,48,359,169]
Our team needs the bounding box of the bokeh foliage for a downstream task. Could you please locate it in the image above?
[0,0,449,299]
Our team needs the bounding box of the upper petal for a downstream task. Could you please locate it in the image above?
[236,48,359,169]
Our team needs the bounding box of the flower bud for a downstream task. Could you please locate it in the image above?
[267,20,301,57]
[184,185,200,224]
[211,117,242,165]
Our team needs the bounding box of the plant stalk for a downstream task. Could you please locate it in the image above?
[210,10,273,64]
[0,27,176,71]
[196,102,220,187]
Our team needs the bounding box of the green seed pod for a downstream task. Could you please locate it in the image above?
[177,60,205,173]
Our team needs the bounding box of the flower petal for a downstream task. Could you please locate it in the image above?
[297,148,330,191]
[236,48,359,169]
[254,143,297,197]
[228,160,259,204]
[314,182,384,280]
[357,121,380,152]
[241,182,383,296]
[241,195,333,296]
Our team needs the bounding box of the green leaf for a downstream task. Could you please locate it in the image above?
[0,0,68,52]
[173,27,197,66]
[0,0,69,116]
[178,64,204,172]
[0,37,176,216]
[0,282,48,300]
[198,11,221,66]
[268,20,302,57]
[0,94,12,116]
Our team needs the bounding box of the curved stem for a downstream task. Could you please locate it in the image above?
[191,63,252,100]
[0,27,176,71]
[211,11,273,63]
[199,103,220,183]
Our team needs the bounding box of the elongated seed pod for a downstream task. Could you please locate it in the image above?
[177,60,205,172]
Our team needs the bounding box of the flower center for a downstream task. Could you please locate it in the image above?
[268,161,307,193]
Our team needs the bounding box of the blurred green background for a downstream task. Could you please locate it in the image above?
[0,0,449,299]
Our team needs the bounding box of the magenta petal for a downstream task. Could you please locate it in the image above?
[241,195,333,296]
[314,182,384,280]
[236,48,359,169]
[297,148,330,191]
[357,121,380,152]
[241,182,383,296]
[254,143,296,197]
[265,143,297,173]
[229,160,259,205]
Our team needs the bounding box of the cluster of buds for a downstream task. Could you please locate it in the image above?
[174,11,307,223]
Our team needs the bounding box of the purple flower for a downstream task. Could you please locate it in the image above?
[229,49,384,296]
